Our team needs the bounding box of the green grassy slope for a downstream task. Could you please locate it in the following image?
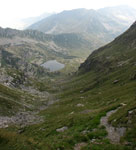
[0,58,135,149]
[0,80,51,116]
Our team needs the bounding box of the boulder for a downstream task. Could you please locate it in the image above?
[77,104,84,107]
[56,126,68,132]
[113,80,119,84]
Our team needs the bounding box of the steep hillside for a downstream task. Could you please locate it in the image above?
[79,21,136,73]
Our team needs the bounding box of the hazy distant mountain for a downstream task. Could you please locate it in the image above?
[97,5,136,34]
[28,6,136,38]
[20,12,54,29]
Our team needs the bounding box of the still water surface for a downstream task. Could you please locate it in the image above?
[41,60,65,72]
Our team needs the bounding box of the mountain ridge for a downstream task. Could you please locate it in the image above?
[28,6,136,37]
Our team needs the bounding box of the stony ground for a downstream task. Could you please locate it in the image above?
[100,107,126,144]
[0,111,43,128]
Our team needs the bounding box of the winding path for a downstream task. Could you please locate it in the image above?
[100,108,126,144]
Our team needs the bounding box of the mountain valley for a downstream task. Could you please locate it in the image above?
[0,6,136,150]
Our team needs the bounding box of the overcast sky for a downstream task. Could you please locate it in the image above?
[1,0,136,29]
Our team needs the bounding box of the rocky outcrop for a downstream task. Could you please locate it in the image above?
[0,111,43,128]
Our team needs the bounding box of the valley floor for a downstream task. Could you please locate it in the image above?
[0,64,136,150]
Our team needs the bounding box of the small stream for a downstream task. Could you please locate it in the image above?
[100,108,126,144]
